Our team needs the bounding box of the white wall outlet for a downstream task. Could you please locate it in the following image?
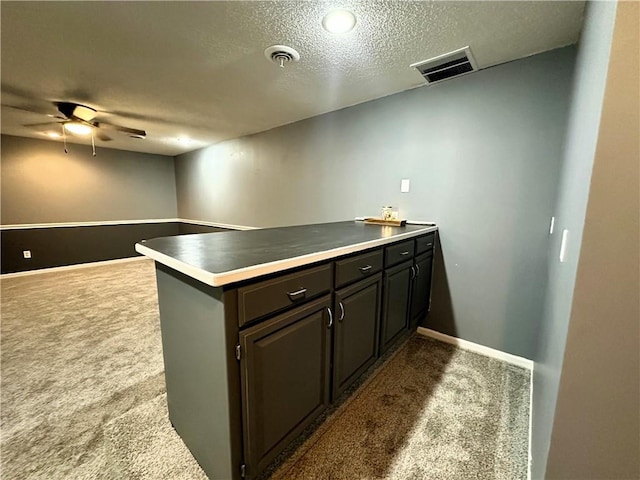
[23,250,32,259]
[401,179,410,193]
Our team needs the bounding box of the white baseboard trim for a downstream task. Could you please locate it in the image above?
[0,256,149,279]
[0,219,181,230]
[0,218,259,231]
[528,366,533,480]
[178,218,258,231]
[416,327,534,370]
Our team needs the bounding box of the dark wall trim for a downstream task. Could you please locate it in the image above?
[1,222,229,274]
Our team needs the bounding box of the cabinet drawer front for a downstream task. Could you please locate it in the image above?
[384,240,415,268]
[238,264,332,327]
[415,233,435,255]
[334,249,383,289]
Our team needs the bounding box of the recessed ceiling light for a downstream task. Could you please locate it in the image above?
[322,9,357,34]
[64,122,93,136]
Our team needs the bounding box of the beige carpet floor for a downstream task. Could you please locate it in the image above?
[1,260,166,479]
[269,335,530,479]
[1,259,530,479]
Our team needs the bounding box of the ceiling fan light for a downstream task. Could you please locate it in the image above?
[322,9,357,33]
[64,122,93,136]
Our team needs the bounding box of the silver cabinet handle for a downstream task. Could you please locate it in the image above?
[338,301,345,321]
[426,243,433,248]
[327,307,334,328]
[359,265,372,273]
[410,266,416,280]
[287,287,307,300]
[400,251,410,256]
[416,264,420,277]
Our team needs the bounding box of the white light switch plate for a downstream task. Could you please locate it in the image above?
[401,179,410,193]
[559,229,569,262]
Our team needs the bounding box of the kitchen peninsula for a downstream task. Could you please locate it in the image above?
[136,221,437,479]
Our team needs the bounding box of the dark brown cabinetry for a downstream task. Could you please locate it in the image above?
[240,232,436,477]
[238,256,385,477]
[409,232,435,329]
[415,233,435,256]
[384,239,415,268]
[332,273,382,399]
[239,295,333,476]
[152,226,437,480]
[237,263,332,327]
[380,259,413,353]
[409,251,434,329]
[335,249,383,288]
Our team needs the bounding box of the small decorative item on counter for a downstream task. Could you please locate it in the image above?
[364,206,407,226]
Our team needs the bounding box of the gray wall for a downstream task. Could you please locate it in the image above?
[1,134,178,224]
[175,47,576,359]
[546,2,639,477]
[531,2,618,478]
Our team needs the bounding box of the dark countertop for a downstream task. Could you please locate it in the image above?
[136,221,437,287]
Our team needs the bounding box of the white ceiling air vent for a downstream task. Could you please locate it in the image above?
[410,46,478,84]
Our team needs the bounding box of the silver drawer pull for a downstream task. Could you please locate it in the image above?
[359,265,372,273]
[426,243,433,247]
[287,288,307,300]
[400,251,410,256]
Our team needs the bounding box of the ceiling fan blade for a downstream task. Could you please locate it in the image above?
[97,121,146,139]
[96,130,113,141]
[22,121,63,127]
[2,103,59,117]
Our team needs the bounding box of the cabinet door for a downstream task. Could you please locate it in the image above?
[239,295,332,477]
[380,260,413,353]
[333,274,382,399]
[409,252,434,329]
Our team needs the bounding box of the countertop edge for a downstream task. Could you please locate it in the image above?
[136,225,437,287]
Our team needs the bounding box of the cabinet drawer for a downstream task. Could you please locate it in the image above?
[415,233,435,255]
[238,264,332,327]
[334,249,383,289]
[384,240,415,268]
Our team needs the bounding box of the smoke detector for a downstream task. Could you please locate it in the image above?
[264,45,300,68]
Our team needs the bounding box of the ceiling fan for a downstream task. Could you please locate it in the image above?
[17,101,147,141]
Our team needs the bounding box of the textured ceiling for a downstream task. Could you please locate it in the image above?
[1,1,585,156]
